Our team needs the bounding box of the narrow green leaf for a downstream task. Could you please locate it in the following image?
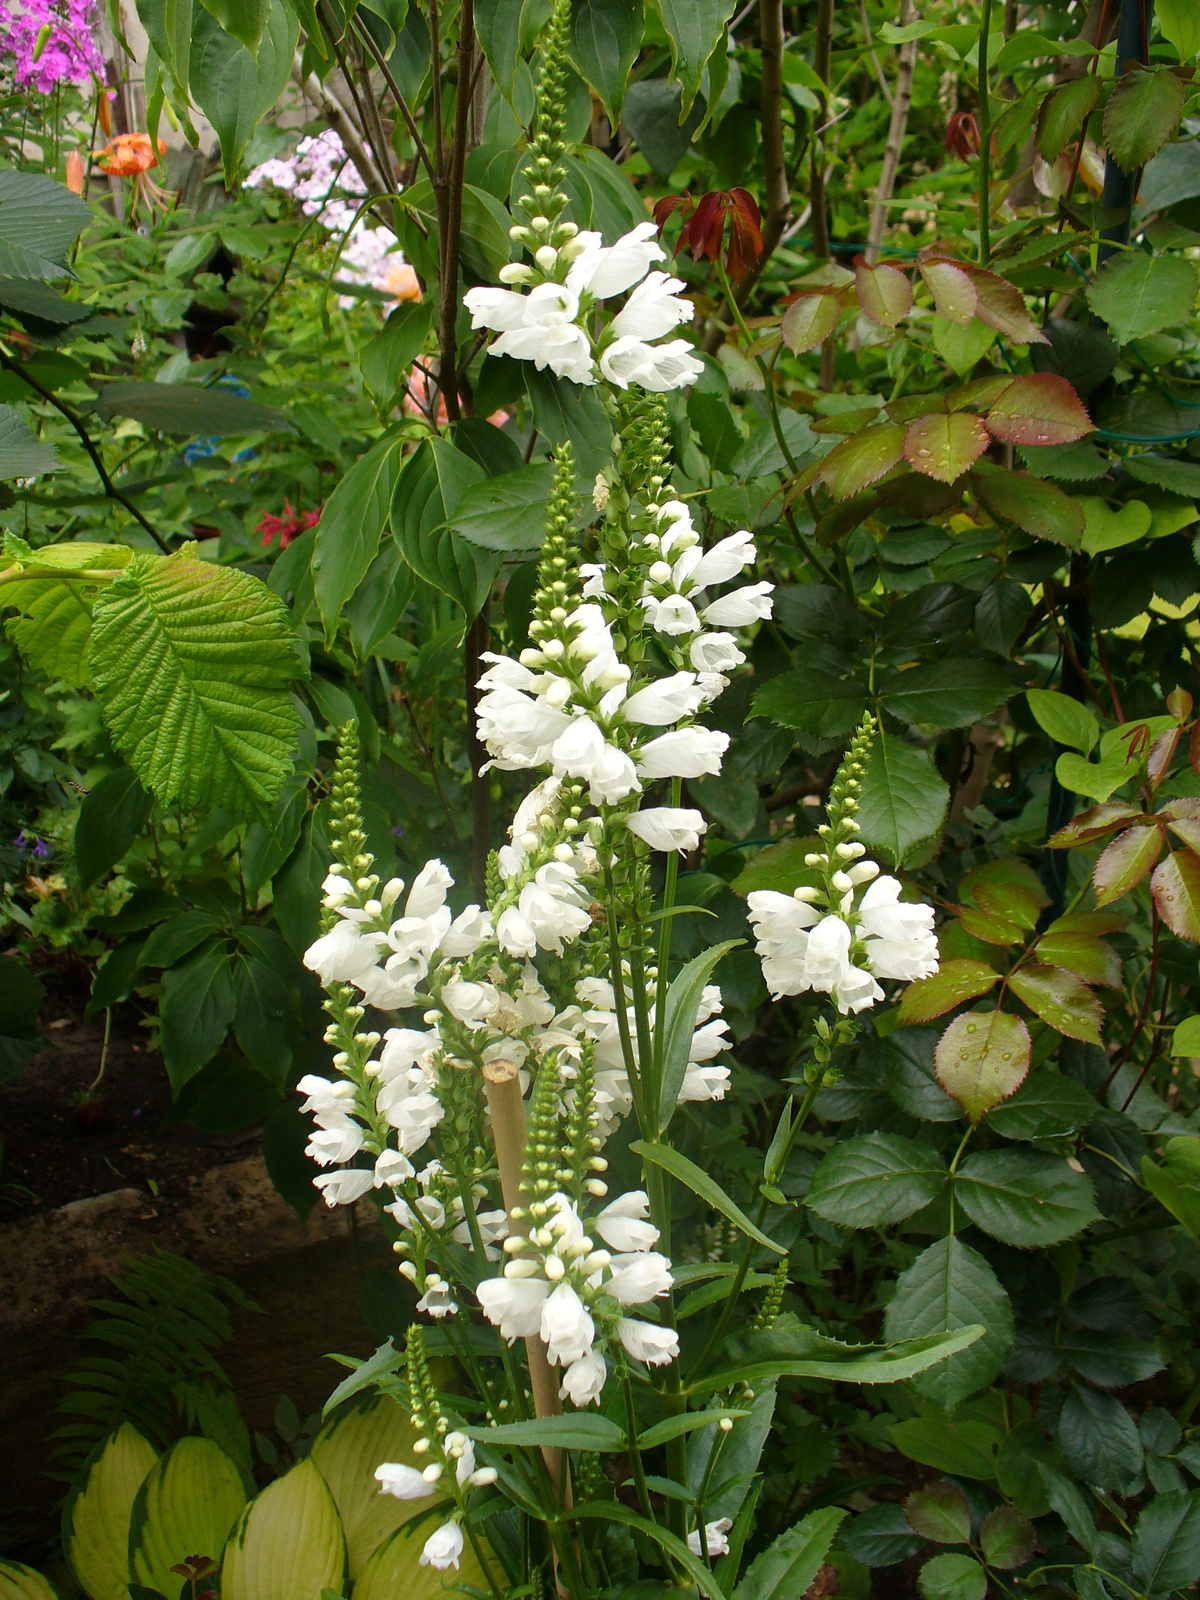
[656,939,741,1131]
[465,1415,626,1452]
[631,1140,785,1254]
[637,1409,748,1450]
[313,435,405,633]
[568,1501,728,1598]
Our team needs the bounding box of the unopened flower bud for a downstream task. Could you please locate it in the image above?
[585,1179,609,1197]
[535,244,558,271]
[720,1417,734,1432]
[422,1463,443,1483]
[413,1437,430,1454]
[792,886,821,903]
[469,1467,498,1487]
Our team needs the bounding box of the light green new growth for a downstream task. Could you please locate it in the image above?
[512,0,574,252]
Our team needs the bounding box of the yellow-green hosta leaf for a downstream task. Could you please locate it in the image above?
[354,1518,492,1600]
[1078,496,1152,554]
[309,1396,443,1580]
[0,1559,60,1600]
[87,552,303,821]
[221,1458,347,1600]
[129,1436,248,1597]
[63,1422,158,1600]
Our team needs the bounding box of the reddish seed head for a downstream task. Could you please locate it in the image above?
[945,112,981,160]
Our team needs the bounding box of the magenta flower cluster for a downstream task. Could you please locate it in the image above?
[0,0,104,94]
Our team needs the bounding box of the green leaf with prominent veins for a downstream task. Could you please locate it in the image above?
[392,437,501,621]
[733,1508,846,1600]
[880,659,1015,729]
[935,1010,1031,1120]
[805,1133,947,1227]
[885,1236,1015,1410]
[1,541,132,685]
[196,0,270,54]
[954,1149,1100,1246]
[899,960,1002,1024]
[1009,964,1104,1044]
[0,169,92,280]
[87,553,303,819]
[649,0,737,114]
[1087,252,1200,347]
[1103,65,1187,173]
[570,0,644,126]
[856,732,950,867]
[189,0,298,185]
[0,404,61,477]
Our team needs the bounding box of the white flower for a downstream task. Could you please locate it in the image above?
[623,671,707,726]
[636,727,730,780]
[304,920,384,984]
[296,1075,357,1115]
[379,1028,438,1077]
[406,860,453,918]
[747,890,821,997]
[642,593,702,636]
[478,1276,551,1339]
[551,717,641,803]
[443,979,498,1023]
[569,220,664,298]
[417,1280,458,1318]
[321,871,354,907]
[464,285,530,331]
[690,632,746,673]
[441,904,492,958]
[516,873,592,955]
[560,1349,608,1407]
[313,1168,375,1207]
[680,1063,730,1101]
[377,1083,444,1152]
[421,1521,464,1570]
[688,1519,732,1557]
[626,807,706,854]
[477,684,573,768]
[689,1018,730,1061]
[696,983,724,1024]
[600,336,705,392]
[617,1318,679,1366]
[806,915,884,1015]
[859,876,939,981]
[541,1282,595,1366]
[452,1208,509,1258]
[701,582,775,627]
[687,531,757,589]
[453,1437,477,1486]
[595,1191,659,1252]
[375,1462,436,1499]
[496,904,538,958]
[493,321,596,384]
[306,1124,364,1165]
[610,271,693,339]
[607,1251,674,1305]
[374,1149,415,1187]
[356,965,423,1010]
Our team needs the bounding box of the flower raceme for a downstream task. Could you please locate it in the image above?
[463,221,704,391]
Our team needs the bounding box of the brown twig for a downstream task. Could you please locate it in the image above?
[352,15,438,186]
[433,0,474,425]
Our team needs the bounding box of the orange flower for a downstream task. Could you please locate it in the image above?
[65,149,84,194]
[93,132,165,177]
[379,259,422,304]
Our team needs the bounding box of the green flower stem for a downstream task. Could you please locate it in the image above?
[619,1355,657,1522]
[977,0,993,264]
[652,777,684,1085]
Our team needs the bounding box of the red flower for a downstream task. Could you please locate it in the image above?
[257,498,321,549]
[654,188,764,283]
[945,112,981,160]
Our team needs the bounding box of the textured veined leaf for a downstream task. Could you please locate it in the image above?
[221,1458,347,1600]
[733,1507,846,1600]
[0,405,61,477]
[918,1551,987,1600]
[354,1519,493,1600]
[0,169,92,280]
[0,541,132,685]
[782,291,840,353]
[1103,64,1187,173]
[980,1507,1036,1570]
[904,1482,972,1544]
[1048,801,1143,847]
[954,1149,1100,1246]
[89,382,293,438]
[971,467,1084,546]
[1087,252,1200,347]
[0,1561,60,1600]
[87,553,303,819]
[63,1422,158,1600]
[855,260,913,327]
[899,960,1001,1024]
[129,1436,247,1597]
[903,412,988,483]
[935,1011,1030,1121]
[1130,1489,1200,1595]
[856,732,950,867]
[1158,0,1200,60]
[817,424,906,500]
[1036,75,1103,162]
[309,1396,442,1579]
[1008,964,1104,1044]
[1151,849,1200,940]
[983,373,1092,447]
[885,1237,1014,1411]
[805,1133,947,1227]
[1093,824,1164,904]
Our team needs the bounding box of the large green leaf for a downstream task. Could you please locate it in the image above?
[1131,1490,1200,1595]
[63,1423,158,1600]
[466,1413,626,1451]
[359,303,432,405]
[986,1072,1097,1141]
[524,367,612,479]
[650,0,736,113]
[570,0,644,124]
[1087,252,1199,347]
[1159,0,1200,60]
[691,1326,985,1395]
[885,1237,1014,1410]
[954,1149,1099,1246]
[1,540,133,685]
[0,170,91,280]
[87,553,302,819]
[890,1416,1003,1480]
[158,938,236,1090]
[447,462,557,552]
[1058,1387,1143,1491]
[221,1458,347,1600]
[189,0,299,184]
[752,668,870,738]
[129,1436,246,1597]
[855,733,950,868]
[0,405,61,477]
[391,437,501,619]
[0,1560,60,1600]
[75,767,152,889]
[1103,65,1187,173]
[880,659,1014,729]
[354,1521,492,1600]
[733,1508,846,1600]
[313,434,405,632]
[805,1133,947,1227]
[196,0,270,54]
[89,381,292,437]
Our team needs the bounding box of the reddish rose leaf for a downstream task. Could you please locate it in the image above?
[817,424,907,501]
[984,373,1093,448]
[1093,824,1165,905]
[935,1010,1031,1122]
[968,269,1048,346]
[919,256,978,325]
[888,393,949,424]
[898,958,1002,1024]
[904,412,990,484]
[1034,931,1122,989]
[1167,688,1193,722]
[949,374,1016,413]
[1009,964,1104,1044]
[957,906,1026,945]
[971,880,1043,931]
[1048,909,1130,936]
[782,290,841,353]
[1160,800,1200,854]
[972,468,1084,547]
[855,259,913,328]
[1048,801,1145,847]
[1151,849,1200,941]
[1148,727,1182,790]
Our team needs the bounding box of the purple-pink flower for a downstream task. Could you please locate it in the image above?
[0,0,104,94]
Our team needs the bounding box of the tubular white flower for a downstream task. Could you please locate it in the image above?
[642,593,702,636]
[600,336,705,392]
[441,904,492,957]
[406,860,453,918]
[680,1063,730,1101]
[687,530,757,589]
[321,871,354,907]
[454,1437,478,1486]
[417,1281,458,1318]
[617,1318,680,1366]
[859,876,939,980]
[304,921,385,985]
[568,220,664,298]
[636,727,730,780]
[356,965,424,1010]
[595,1191,659,1252]
[420,1521,464,1570]
[313,1168,375,1207]
[306,1124,364,1166]
[541,1282,595,1365]
[375,1462,437,1499]
[492,321,595,383]
[606,1251,674,1305]
[688,1519,733,1557]
[374,1149,415,1187]
[560,1349,608,1406]
[496,904,538,959]
[701,582,775,627]
[609,271,693,340]
[478,1276,551,1339]
[626,807,706,853]
[297,1075,357,1114]
[463,285,530,331]
[622,671,707,726]
[551,717,641,803]
[690,632,746,673]
[806,915,884,1015]
[688,1018,731,1061]
[379,1028,438,1077]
